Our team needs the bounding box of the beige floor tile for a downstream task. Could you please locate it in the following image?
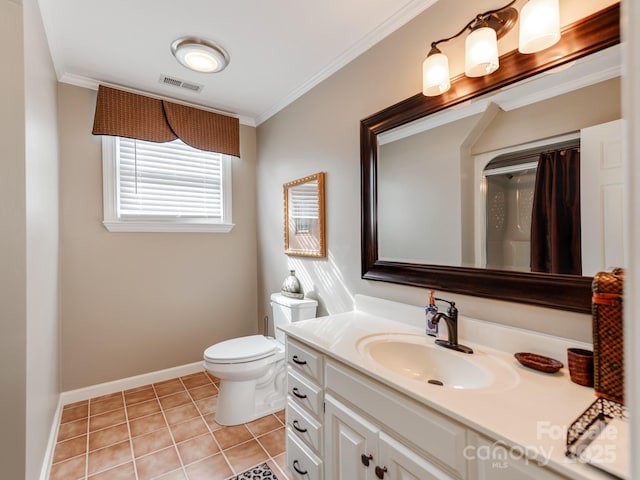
[155,468,187,479]
[224,439,269,473]
[49,454,86,480]
[129,412,167,437]
[87,461,136,480]
[49,372,289,480]
[124,386,156,406]
[159,391,192,410]
[154,379,186,397]
[176,433,220,466]
[257,427,285,457]
[126,398,161,420]
[164,403,199,425]
[246,414,282,437]
[169,416,209,443]
[194,396,217,415]
[89,423,129,451]
[131,427,173,458]
[213,424,252,450]
[63,400,88,411]
[90,394,124,415]
[87,440,132,476]
[188,384,217,400]
[184,454,232,480]
[135,446,181,480]
[180,372,211,390]
[90,391,123,403]
[57,417,88,442]
[89,408,126,432]
[53,435,87,463]
[61,403,89,424]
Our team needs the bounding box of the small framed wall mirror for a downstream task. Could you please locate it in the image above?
[284,172,326,257]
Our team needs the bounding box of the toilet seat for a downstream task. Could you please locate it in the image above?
[204,335,278,364]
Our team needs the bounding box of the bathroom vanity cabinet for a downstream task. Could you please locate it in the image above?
[284,336,572,480]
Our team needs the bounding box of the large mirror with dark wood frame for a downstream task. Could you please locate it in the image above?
[361,4,620,313]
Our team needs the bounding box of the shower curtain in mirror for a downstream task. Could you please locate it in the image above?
[530,148,582,275]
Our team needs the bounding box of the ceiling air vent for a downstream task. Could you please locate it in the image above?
[159,74,204,93]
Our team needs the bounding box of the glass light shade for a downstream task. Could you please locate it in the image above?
[171,39,229,73]
[422,52,451,96]
[465,27,499,77]
[518,0,561,54]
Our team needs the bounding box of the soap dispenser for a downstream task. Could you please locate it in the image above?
[425,290,439,337]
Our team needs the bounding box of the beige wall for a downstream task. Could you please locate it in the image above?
[24,0,61,477]
[0,0,61,478]
[473,79,621,154]
[256,0,617,342]
[0,2,27,478]
[59,84,259,390]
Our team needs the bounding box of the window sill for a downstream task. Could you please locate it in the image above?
[102,221,235,233]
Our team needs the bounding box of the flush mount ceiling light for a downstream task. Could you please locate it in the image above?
[422,0,560,97]
[171,37,229,73]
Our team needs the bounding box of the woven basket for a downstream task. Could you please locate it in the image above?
[567,348,594,387]
[592,268,624,404]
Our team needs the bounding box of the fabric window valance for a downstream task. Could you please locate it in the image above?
[92,85,240,157]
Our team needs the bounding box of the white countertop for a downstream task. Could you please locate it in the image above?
[280,295,624,480]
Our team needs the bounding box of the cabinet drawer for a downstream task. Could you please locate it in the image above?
[287,398,323,454]
[326,360,467,479]
[287,339,323,384]
[288,367,323,418]
[287,428,323,480]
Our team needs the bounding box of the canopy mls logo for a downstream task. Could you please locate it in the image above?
[463,442,553,469]
[463,420,623,470]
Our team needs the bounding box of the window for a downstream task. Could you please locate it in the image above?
[102,136,233,232]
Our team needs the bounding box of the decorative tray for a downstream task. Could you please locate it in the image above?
[514,352,563,373]
[566,397,628,479]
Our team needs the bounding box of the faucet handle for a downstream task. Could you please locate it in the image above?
[435,297,457,317]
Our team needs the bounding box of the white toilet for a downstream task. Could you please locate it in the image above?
[203,293,317,425]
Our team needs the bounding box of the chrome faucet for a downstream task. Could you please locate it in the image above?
[431,298,473,354]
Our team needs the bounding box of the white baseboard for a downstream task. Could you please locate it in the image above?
[60,361,205,405]
[39,395,64,480]
[41,361,206,479]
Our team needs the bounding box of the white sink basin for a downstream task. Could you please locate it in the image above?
[356,333,518,390]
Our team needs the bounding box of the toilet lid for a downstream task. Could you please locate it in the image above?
[204,335,278,364]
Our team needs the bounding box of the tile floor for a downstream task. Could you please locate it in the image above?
[49,371,292,480]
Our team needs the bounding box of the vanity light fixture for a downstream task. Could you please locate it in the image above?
[422,0,560,96]
[171,37,229,73]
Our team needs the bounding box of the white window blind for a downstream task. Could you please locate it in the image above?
[290,181,319,219]
[102,136,233,232]
[289,180,319,234]
[118,137,223,218]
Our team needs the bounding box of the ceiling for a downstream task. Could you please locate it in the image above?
[38,0,437,125]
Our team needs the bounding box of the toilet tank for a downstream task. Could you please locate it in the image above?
[270,293,318,343]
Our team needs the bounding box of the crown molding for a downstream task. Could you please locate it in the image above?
[254,0,439,125]
[59,72,256,127]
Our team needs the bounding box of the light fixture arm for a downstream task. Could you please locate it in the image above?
[428,0,517,52]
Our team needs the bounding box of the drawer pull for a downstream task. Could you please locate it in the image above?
[292,355,307,365]
[361,453,373,467]
[292,460,308,475]
[292,420,308,433]
[375,465,388,479]
[292,387,307,399]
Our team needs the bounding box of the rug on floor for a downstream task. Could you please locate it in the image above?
[231,462,278,480]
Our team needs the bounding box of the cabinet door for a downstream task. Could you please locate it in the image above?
[378,432,455,480]
[325,394,379,480]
